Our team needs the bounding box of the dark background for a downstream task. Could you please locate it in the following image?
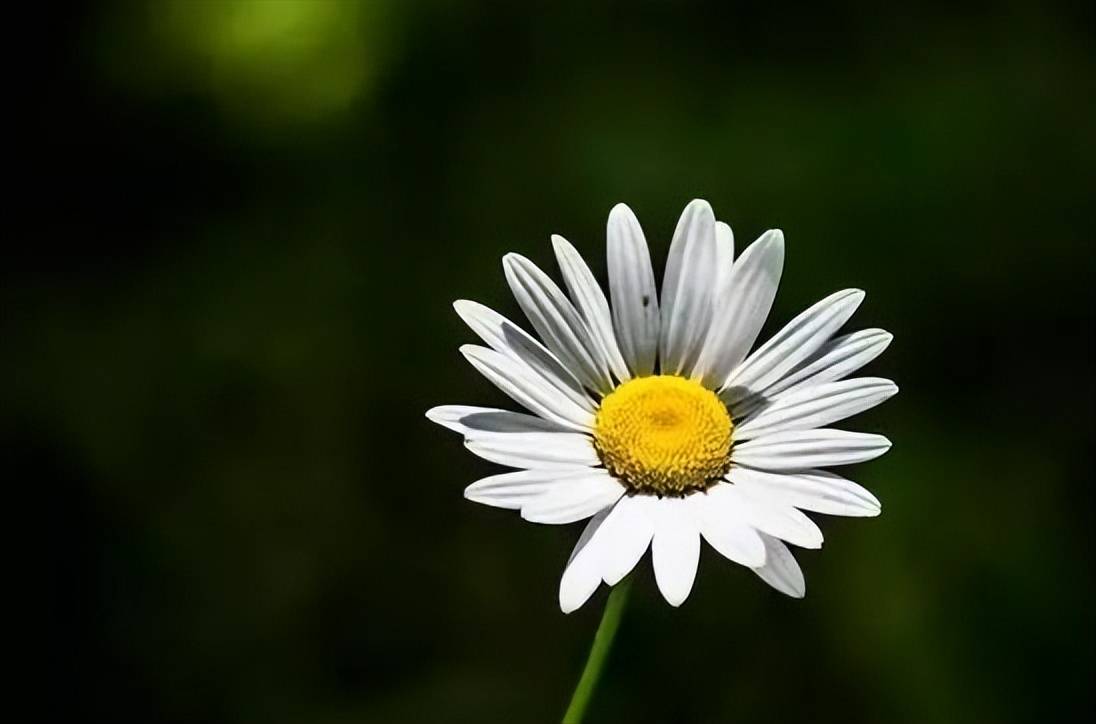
[9,2,1094,722]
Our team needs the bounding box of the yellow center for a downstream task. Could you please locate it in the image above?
[593,375,732,496]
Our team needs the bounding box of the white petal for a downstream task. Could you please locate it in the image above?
[722,289,864,404]
[454,300,595,412]
[752,533,806,598]
[597,495,656,585]
[706,221,738,378]
[733,429,892,470]
[607,203,659,377]
[426,405,572,436]
[734,377,898,440]
[694,230,785,387]
[465,431,599,469]
[659,200,718,376]
[559,507,613,613]
[464,467,596,510]
[728,466,881,518]
[651,497,701,606]
[759,328,893,400]
[557,495,657,612]
[709,483,823,549]
[714,220,735,292]
[686,491,766,567]
[460,345,594,432]
[521,471,625,524]
[552,235,631,383]
[504,254,612,393]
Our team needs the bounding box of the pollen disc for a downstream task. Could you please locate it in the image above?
[594,375,732,496]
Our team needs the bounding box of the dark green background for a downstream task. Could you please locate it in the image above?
[11,2,1094,722]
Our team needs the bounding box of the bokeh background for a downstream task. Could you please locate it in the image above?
[11,1,1094,722]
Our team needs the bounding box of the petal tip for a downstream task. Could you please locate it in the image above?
[559,596,584,614]
[830,288,865,307]
[458,344,492,366]
[664,592,688,608]
[608,203,640,230]
[864,328,894,349]
[752,229,786,258]
[452,299,479,322]
[682,198,715,225]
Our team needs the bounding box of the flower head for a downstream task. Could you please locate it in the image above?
[428,200,896,611]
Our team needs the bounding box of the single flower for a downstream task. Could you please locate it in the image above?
[428,200,896,612]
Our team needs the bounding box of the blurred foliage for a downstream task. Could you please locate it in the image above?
[9,1,1094,722]
[98,0,396,126]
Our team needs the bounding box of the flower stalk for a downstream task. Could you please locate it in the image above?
[562,576,633,724]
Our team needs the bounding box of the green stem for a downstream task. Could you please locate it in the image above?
[562,576,633,724]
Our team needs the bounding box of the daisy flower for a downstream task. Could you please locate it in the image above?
[428,199,896,612]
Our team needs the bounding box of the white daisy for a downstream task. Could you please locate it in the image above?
[428,199,896,612]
